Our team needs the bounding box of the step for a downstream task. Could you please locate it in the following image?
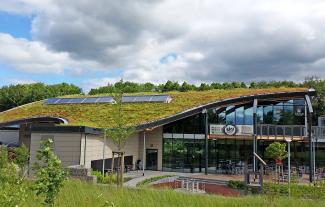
[176,176,229,186]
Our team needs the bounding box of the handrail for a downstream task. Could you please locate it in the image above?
[254,152,267,166]
[257,124,306,140]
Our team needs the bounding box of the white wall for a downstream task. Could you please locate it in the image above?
[0,130,19,145]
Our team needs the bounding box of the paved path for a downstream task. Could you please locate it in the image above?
[123,170,195,187]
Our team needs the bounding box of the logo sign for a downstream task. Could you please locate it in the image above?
[223,124,237,136]
[294,106,305,116]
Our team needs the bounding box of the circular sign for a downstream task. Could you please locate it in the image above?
[223,124,237,136]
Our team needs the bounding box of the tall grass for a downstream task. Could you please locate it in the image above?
[22,179,325,207]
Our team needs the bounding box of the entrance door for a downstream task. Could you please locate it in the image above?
[184,141,204,173]
[146,149,158,170]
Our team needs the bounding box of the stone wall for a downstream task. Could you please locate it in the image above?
[67,165,97,183]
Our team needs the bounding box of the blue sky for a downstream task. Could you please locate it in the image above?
[0,1,325,92]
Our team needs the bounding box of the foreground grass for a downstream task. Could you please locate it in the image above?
[23,179,325,207]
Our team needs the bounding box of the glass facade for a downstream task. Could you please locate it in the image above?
[162,98,325,172]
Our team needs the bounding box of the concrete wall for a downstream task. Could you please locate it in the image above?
[29,128,162,171]
[138,127,163,170]
[30,132,82,167]
[0,130,19,145]
[79,133,140,168]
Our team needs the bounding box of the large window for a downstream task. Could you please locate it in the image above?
[163,99,306,135]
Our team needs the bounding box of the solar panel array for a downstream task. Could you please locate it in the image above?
[45,95,172,105]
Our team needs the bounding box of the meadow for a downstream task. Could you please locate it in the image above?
[22,179,325,207]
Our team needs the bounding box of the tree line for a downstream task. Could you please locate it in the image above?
[0,83,81,112]
[89,79,311,94]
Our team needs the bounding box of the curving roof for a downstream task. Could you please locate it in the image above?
[0,88,314,129]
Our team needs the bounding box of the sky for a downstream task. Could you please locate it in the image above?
[0,0,325,92]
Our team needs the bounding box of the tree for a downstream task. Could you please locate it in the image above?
[265,142,287,162]
[0,82,82,112]
[33,139,68,206]
[13,144,29,178]
[105,87,135,187]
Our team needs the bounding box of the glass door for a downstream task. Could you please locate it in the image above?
[146,149,158,170]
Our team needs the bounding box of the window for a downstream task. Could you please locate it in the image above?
[244,107,253,125]
[235,106,244,125]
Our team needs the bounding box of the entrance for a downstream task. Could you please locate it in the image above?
[146,149,158,170]
[184,141,204,173]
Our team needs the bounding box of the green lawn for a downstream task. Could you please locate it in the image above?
[23,179,325,207]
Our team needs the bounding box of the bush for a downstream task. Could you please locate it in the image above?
[92,171,117,184]
[0,146,27,207]
[13,144,29,177]
[33,139,68,206]
[228,180,245,190]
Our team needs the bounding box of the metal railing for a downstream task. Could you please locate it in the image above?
[257,124,306,140]
[312,126,325,138]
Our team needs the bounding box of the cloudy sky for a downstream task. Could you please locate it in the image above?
[0,0,325,91]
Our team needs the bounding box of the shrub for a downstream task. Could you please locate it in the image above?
[92,171,117,184]
[13,144,29,177]
[33,139,68,206]
[0,146,27,207]
[228,180,245,190]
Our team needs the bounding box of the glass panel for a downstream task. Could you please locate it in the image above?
[226,106,235,124]
[244,107,253,125]
[257,106,264,124]
[283,104,294,125]
[235,106,244,125]
[264,105,273,124]
[217,109,226,124]
[273,103,283,124]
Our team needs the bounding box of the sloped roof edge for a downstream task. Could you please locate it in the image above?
[0,116,68,128]
[137,89,316,130]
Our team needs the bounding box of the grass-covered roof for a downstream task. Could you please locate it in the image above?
[0,88,308,128]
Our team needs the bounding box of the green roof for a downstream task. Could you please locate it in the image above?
[0,88,308,129]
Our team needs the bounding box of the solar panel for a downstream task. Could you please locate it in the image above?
[97,97,114,103]
[83,97,100,103]
[44,95,172,105]
[122,96,136,102]
[56,98,74,104]
[46,98,60,105]
[70,98,86,104]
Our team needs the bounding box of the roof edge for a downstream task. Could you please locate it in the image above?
[137,89,315,130]
[0,116,68,128]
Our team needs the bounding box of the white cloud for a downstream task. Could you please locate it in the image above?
[1,0,325,87]
[0,33,103,74]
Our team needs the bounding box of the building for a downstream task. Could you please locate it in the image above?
[0,88,320,181]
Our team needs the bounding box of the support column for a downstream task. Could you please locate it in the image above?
[253,99,258,172]
[143,131,146,176]
[203,108,209,175]
[305,95,314,183]
[102,129,106,175]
